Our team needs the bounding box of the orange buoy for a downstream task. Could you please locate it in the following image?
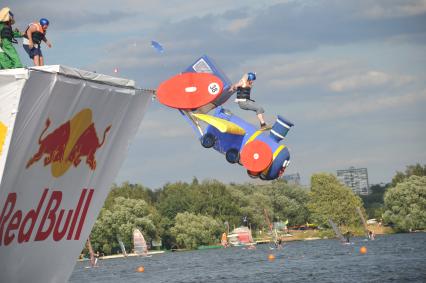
[136,266,145,273]
[240,140,273,173]
[360,246,367,254]
[268,254,275,262]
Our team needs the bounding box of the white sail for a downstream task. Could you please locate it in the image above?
[86,237,96,267]
[133,229,148,256]
[118,237,127,257]
[356,207,369,238]
[328,219,345,242]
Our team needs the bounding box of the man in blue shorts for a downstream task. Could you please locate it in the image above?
[23,18,52,66]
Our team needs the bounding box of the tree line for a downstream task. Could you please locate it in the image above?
[89,164,426,254]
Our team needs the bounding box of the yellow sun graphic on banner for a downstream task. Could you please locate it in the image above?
[26,109,112,177]
[0,121,7,157]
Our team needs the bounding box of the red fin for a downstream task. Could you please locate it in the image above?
[157,72,223,110]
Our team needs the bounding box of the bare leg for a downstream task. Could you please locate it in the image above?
[39,56,44,66]
[257,113,266,125]
[33,55,41,66]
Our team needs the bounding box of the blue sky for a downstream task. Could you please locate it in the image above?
[5,0,426,189]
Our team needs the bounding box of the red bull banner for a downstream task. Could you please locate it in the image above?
[0,66,151,283]
[0,68,26,184]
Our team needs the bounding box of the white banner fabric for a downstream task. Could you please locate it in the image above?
[0,66,151,283]
[0,69,27,184]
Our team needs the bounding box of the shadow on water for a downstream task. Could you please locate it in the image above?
[69,233,426,283]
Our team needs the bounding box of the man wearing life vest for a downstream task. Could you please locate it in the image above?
[23,18,52,66]
[229,72,269,129]
[0,7,23,69]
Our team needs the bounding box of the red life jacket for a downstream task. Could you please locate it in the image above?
[24,22,45,44]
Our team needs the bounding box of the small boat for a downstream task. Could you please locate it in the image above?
[228,226,257,247]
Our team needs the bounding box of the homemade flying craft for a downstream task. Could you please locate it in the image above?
[156,55,294,180]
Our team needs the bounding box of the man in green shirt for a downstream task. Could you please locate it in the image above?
[0,7,23,69]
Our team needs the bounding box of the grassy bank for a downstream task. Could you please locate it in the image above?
[255,224,395,243]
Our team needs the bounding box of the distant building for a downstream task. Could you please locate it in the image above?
[283,173,301,185]
[337,167,369,195]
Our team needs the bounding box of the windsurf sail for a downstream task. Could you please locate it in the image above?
[133,229,148,256]
[263,208,277,246]
[356,207,369,238]
[86,237,97,267]
[328,219,345,242]
[118,236,127,257]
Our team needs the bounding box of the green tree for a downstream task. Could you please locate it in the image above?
[170,212,222,249]
[383,175,426,231]
[103,182,156,209]
[91,197,159,254]
[267,180,310,226]
[391,163,426,187]
[156,182,196,220]
[360,183,389,219]
[191,180,242,223]
[307,173,364,227]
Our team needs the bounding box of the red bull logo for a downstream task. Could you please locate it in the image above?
[26,108,112,177]
[0,188,93,246]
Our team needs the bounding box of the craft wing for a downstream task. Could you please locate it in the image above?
[192,113,245,135]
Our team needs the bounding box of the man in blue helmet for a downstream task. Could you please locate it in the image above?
[230,72,269,129]
[23,18,52,66]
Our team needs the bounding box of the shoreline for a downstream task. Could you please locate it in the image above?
[78,250,165,262]
[78,229,424,260]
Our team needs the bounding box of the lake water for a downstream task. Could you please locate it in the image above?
[69,233,426,282]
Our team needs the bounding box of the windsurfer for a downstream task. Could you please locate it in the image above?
[343,231,352,243]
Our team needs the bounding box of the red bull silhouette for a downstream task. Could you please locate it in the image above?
[67,123,111,170]
[26,109,112,177]
[26,118,69,168]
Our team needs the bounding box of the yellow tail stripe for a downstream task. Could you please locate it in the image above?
[245,130,263,145]
[261,145,286,175]
[192,114,245,135]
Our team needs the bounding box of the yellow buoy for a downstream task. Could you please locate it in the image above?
[136,266,145,273]
[268,254,275,262]
[360,246,367,254]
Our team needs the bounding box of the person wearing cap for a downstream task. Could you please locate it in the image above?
[230,72,269,129]
[23,18,52,66]
[0,7,23,69]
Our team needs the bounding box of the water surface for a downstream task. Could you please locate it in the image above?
[69,233,426,282]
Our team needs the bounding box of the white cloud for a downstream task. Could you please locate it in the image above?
[360,0,426,19]
[329,71,414,92]
[242,56,353,90]
[307,89,426,120]
[222,18,253,33]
